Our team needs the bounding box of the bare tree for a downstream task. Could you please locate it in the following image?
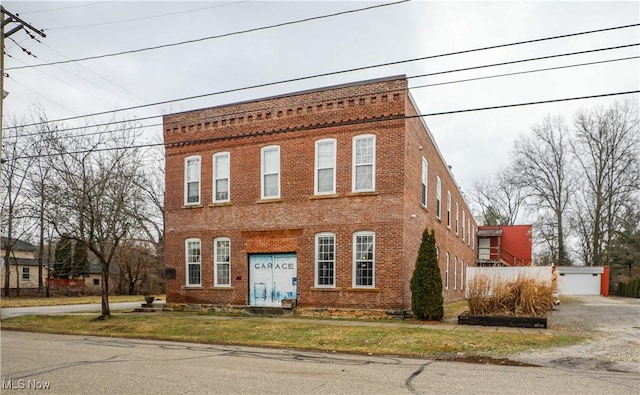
[471,166,527,225]
[511,115,574,265]
[45,121,147,318]
[571,101,640,266]
[1,119,37,296]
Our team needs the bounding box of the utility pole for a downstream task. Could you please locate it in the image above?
[1,6,46,295]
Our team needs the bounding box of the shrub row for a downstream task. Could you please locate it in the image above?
[615,277,640,298]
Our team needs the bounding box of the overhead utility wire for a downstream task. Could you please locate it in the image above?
[9,23,639,131]
[14,90,640,160]
[7,42,637,137]
[6,0,410,71]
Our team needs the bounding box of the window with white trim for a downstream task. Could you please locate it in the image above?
[454,256,458,290]
[421,157,428,207]
[460,259,465,290]
[185,238,201,286]
[315,139,336,195]
[462,211,466,242]
[472,226,475,250]
[446,190,452,228]
[315,233,336,287]
[353,231,375,287]
[214,237,231,286]
[185,156,201,205]
[467,217,471,246]
[22,267,30,280]
[213,152,230,202]
[436,176,442,220]
[455,202,459,235]
[445,251,450,290]
[261,145,280,199]
[352,135,375,192]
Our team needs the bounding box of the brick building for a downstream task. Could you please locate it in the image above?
[163,75,477,314]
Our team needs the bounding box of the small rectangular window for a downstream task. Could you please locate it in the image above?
[353,135,375,192]
[185,156,201,205]
[421,157,428,207]
[261,146,280,199]
[436,176,442,220]
[214,238,231,286]
[213,153,230,202]
[315,233,335,287]
[315,139,336,195]
[22,267,30,280]
[186,239,201,286]
[353,232,375,287]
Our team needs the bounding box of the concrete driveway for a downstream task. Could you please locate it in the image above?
[0,302,143,320]
[512,295,640,373]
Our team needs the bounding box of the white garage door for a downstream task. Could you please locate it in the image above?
[557,273,601,295]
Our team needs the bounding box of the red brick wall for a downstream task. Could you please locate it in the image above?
[164,76,476,309]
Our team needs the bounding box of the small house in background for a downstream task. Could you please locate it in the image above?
[0,237,46,295]
[476,225,532,267]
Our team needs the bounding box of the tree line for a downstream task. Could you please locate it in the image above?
[471,101,639,277]
[1,106,165,318]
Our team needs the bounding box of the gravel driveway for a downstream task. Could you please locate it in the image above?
[512,295,640,373]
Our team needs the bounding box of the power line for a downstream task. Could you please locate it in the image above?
[45,1,248,30]
[16,1,113,15]
[6,1,410,71]
[13,90,640,160]
[7,43,637,137]
[8,21,639,131]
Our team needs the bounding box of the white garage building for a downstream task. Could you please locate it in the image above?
[556,266,608,296]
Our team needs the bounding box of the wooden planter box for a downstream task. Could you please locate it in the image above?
[458,312,547,329]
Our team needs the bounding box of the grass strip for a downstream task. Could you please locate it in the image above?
[0,295,165,308]
[0,313,583,359]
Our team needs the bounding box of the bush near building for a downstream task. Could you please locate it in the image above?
[615,277,640,298]
[410,228,444,321]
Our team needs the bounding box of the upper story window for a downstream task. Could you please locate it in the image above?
[214,237,231,287]
[471,225,475,250]
[185,156,201,205]
[213,153,230,203]
[352,135,375,192]
[455,202,460,235]
[261,145,280,199]
[421,157,428,207]
[435,176,442,220]
[315,139,336,195]
[446,190,452,229]
[462,211,466,242]
[467,217,471,246]
[185,238,202,287]
[315,233,336,287]
[353,231,375,287]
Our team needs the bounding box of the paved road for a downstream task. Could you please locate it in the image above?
[0,302,142,320]
[1,331,638,395]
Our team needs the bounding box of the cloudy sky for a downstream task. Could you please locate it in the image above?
[3,1,639,194]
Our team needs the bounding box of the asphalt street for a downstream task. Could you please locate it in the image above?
[1,331,638,395]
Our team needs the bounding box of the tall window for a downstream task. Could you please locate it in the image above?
[435,176,442,220]
[455,202,460,235]
[213,153,230,203]
[214,238,231,286]
[315,233,336,287]
[185,156,201,205]
[185,239,201,286]
[445,251,450,290]
[462,211,466,242]
[315,139,336,195]
[454,256,458,290]
[353,231,375,287]
[353,135,375,192]
[421,157,428,207]
[460,259,465,290]
[446,191,452,228]
[471,226,475,250]
[467,217,471,246]
[261,145,280,199]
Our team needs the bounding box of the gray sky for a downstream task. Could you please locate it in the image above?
[3,1,639,194]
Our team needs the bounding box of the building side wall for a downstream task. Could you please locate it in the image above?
[403,96,477,303]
